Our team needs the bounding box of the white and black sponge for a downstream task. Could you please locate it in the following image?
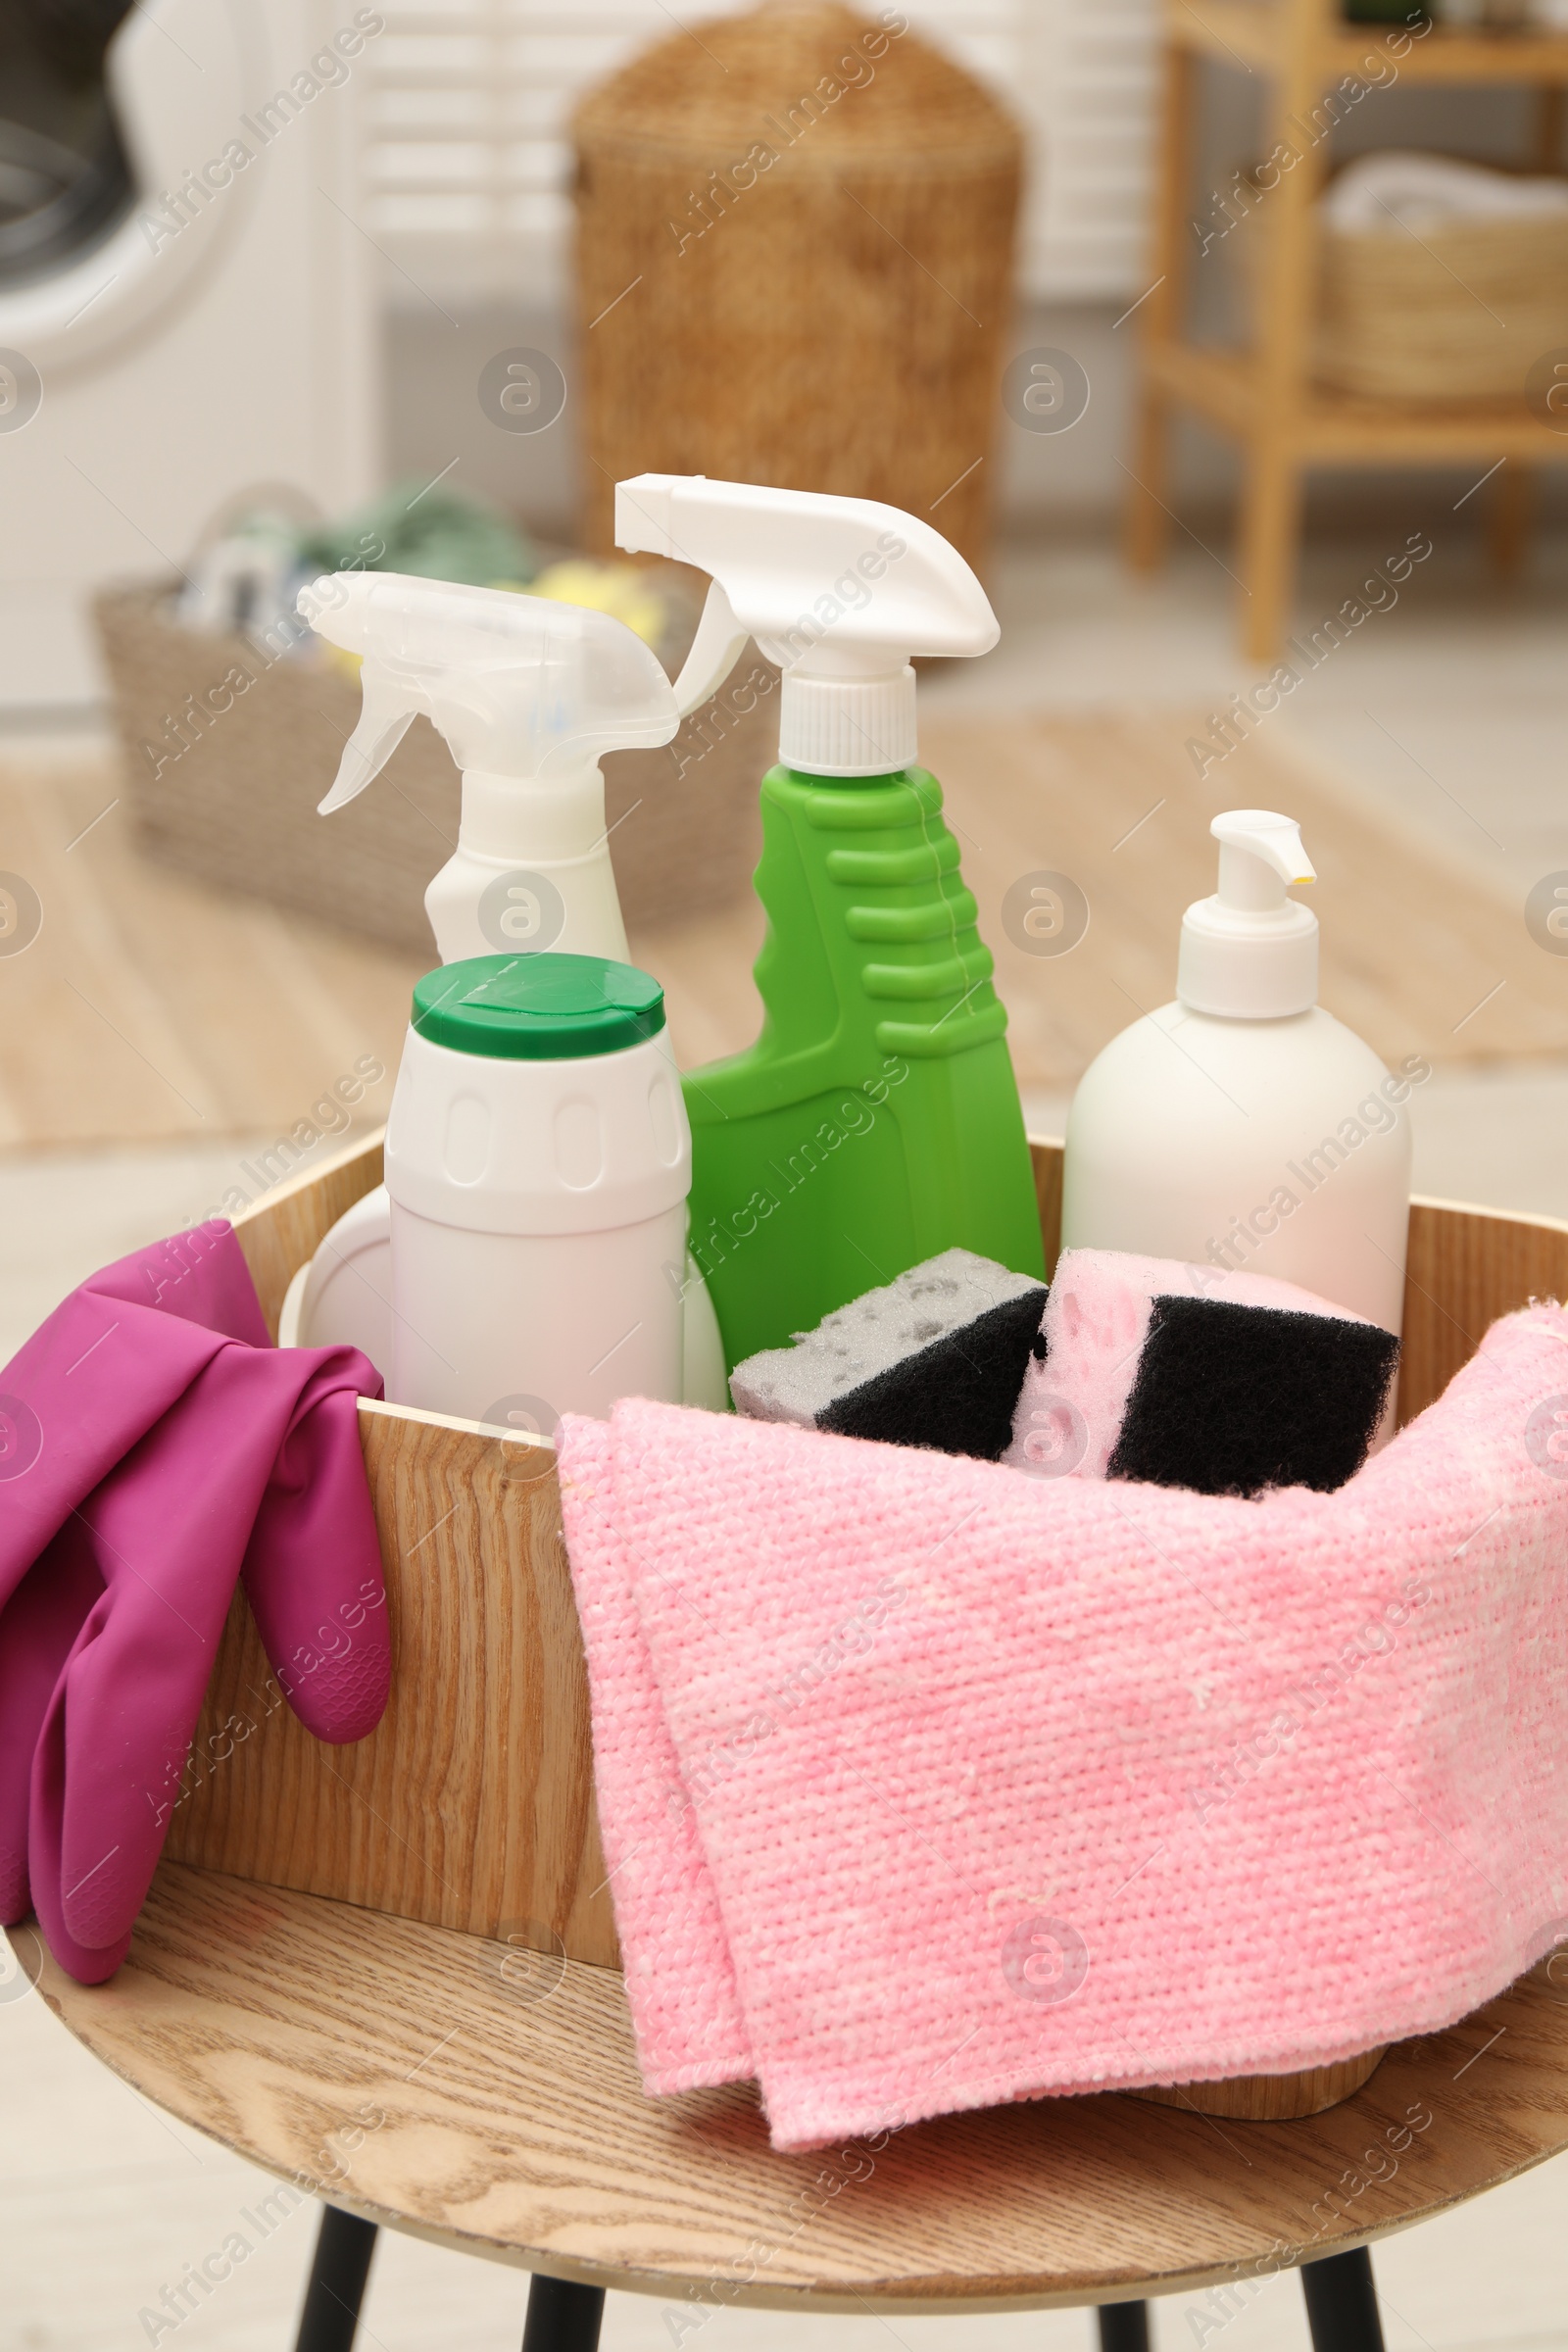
[731,1248,1049,1461]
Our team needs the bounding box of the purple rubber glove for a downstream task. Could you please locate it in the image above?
[0,1220,388,1983]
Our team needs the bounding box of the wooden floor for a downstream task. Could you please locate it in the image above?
[1,714,1557,1152]
[922,710,1568,1088]
[0,748,423,1152]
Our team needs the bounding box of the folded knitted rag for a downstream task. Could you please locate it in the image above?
[558,1305,1568,2150]
[0,1221,388,1984]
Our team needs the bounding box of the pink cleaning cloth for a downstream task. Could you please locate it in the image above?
[0,1220,389,1984]
[1004,1248,1377,1480]
[558,1304,1568,2151]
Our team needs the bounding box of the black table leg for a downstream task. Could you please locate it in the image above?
[1099,2302,1152,2352]
[1300,2248,1386,2352]
[292,2205,378,2352]
[522,2273,608,2352]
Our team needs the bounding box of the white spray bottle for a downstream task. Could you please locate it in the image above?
[281,570,727,1415]
[1061,809,1417,1341]
[299,569,681,960]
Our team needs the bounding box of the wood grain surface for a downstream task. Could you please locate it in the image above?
[1033,1133,1066,1284]
[1134,2048,1386,2122]
[0,751,418,1152]
[231,1123,385,1340]
[162,1393,616,1965]
[30,1868,1568,2308]
[1397,1194,1568,1426]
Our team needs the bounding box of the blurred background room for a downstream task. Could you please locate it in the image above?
[2,0,1567,2343]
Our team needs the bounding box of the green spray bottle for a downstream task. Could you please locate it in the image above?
[615,474,1044,1372]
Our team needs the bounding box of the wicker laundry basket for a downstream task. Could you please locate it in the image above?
[571,0,1022,573]
[1242,199,1568,399]
[94,570,775,956]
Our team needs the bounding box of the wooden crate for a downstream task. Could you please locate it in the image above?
[165,1129,1568,2115]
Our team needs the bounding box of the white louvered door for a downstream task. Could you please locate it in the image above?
[362,0,1158,305]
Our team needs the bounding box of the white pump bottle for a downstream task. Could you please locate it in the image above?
[281,570,726,1412]
[1061,809,1415,1336]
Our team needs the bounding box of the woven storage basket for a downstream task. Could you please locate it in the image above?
[1241,197,1568,399]
[1316,210,1568,399]
[571,0,1021,572]
[94,572,774,956]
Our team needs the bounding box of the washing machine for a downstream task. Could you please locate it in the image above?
[0,0,380,710]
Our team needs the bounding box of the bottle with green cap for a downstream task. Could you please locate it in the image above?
[288,565,728,1415]
[384,951,691,1425]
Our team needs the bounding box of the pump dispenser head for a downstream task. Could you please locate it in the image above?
[297,570,680,810]
[1176,809,1318,1018]
[612,473,998,777]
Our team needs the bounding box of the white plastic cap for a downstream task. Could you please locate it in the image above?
[297,571,679,810]
[612,473,998,777]
[1176,809,1318,1018]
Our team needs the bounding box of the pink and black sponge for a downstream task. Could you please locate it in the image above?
[1004,1249,1398,1496]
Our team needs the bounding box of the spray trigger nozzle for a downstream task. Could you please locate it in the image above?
[613,472,997,777]
[318,670,417,813]
[298,570,681,813]
[671,580,751,719]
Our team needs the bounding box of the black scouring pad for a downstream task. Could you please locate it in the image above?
[1106,1294,1399,1497]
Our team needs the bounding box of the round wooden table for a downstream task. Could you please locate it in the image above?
[24,1860,1568,2351]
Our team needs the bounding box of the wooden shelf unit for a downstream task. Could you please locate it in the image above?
[1127,0,1568,658]
[1175,1,1568,79]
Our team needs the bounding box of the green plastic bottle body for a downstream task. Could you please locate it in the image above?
[683,761,1044,1370]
